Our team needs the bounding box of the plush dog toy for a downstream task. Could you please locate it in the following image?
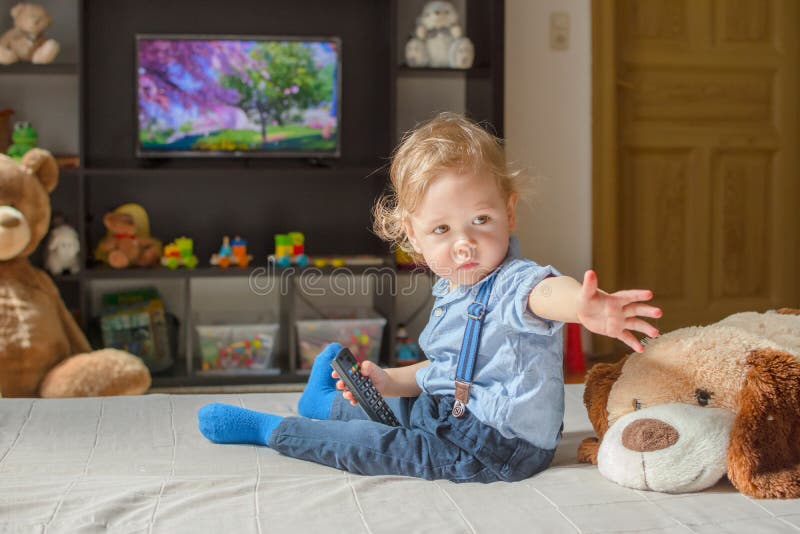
[578,308,800,499]
[0,3,60,65]
[0,149,151,397]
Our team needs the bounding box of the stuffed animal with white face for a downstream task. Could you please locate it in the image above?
[578,309,800,499]
[44,223,80,275]
[404,1,474,69]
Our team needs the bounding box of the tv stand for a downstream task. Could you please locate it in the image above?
[304,158,334,168]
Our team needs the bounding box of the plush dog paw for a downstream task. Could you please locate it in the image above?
[577,437,600,464]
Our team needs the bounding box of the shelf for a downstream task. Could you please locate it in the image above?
[78,164,385,180]
[150,359,309,388]
[79,262,394,280]
[0,63,78,75]
[396,65,491,78]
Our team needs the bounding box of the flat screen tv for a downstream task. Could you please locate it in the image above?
[136,35,341,158]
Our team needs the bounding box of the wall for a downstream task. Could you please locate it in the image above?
[504,0,592,280]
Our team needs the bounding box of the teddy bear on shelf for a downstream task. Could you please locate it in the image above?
[95,206,162,269]
[0,149,151,397]
[0,3,60,65]
[405,1,474,69]
[578,308,800,499]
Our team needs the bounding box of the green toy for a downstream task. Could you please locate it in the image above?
[7,121,38,161]
[161,237,199,269]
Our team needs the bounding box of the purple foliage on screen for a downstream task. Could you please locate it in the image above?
[137,40,257,112]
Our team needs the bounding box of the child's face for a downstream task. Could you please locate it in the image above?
[404,170,517,286]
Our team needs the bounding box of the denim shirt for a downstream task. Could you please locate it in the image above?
[415,238,565,450]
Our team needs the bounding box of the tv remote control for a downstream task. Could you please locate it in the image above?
[330,347,401,427]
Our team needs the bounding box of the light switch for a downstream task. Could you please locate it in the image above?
[550,11,570,51]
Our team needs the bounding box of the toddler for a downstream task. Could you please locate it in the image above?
[198,112,661,483]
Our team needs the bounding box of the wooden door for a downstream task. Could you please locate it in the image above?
[593,0,799,356]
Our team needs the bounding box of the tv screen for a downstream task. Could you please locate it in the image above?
[136,35,341,158]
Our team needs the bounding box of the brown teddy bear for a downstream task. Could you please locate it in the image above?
[578,308,800,499]
[0,149,151,397]
[95,208,162,269]
[0,3,60,65]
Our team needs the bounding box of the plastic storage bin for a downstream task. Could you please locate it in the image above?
[195,314,279,374]
[296,308,387,370]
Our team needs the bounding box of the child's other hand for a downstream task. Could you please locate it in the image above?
[332,361,389,406]
[575,270,662,353]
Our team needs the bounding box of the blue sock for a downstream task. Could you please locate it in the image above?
[197,403,283,446]
[297,342,342,420]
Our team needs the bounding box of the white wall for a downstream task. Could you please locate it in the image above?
[505,0,592,280]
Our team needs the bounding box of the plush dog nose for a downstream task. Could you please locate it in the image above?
[621,418,679,452]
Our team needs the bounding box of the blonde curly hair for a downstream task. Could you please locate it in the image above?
[373,112,521,263]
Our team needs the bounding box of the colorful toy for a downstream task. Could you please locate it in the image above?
[210,235,252,268]
[311,255,385,268]
[269,232,309,268]
[161,237,198,269]
[7,121,37,161]
[198,329,276,372]
[394,324,422,366]
[312,256,346,268]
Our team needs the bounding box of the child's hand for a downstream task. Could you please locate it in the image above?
[332,361,389,406]
[576,270,662,353]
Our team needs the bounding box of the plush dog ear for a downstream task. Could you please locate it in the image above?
[727,348,800,499]
[578,356,628,464]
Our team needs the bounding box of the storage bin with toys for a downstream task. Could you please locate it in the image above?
[194,313,279,375]
[296,308,387,370]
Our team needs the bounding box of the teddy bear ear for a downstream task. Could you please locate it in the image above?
[727,348,800,499]
[10,3,25,19]
[20,148,59,193]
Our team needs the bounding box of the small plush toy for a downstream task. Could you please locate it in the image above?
[95,204,162,269]
[0,149,150,397]
[7,121,37,160]
[578,308,800,499]
[405,1,474,69]
[44,219,80,275]
[0,3,60,65]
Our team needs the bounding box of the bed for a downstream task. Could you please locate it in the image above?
[1,385,798,533]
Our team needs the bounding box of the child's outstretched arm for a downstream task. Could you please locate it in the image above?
[528,270,662,353]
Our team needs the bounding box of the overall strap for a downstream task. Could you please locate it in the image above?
[452,269,499,417]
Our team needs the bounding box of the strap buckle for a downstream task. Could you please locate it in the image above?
[466,301,486,320]
[452,381,471,418]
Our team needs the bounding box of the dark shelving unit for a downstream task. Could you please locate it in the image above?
[14,0,504,388]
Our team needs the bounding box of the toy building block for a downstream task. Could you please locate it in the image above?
[211,235,252,268]
[270,232,308,267]
[161,237,198,269]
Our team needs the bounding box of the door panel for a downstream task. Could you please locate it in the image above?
[593,0,797,355]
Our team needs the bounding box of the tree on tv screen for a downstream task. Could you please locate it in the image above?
[138,39,336,150]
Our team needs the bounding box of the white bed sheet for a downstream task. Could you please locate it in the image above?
[1,385,799,533]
